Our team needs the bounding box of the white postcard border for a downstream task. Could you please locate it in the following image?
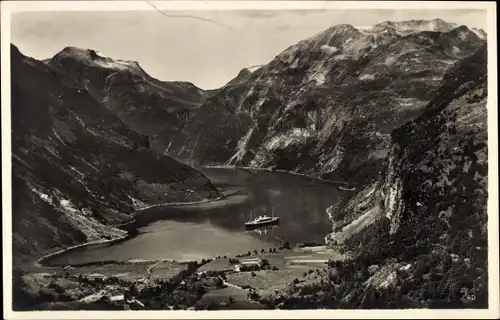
[1,1,498,319]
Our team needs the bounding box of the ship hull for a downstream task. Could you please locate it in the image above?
[245,218,280,230]
[338,186,356,191]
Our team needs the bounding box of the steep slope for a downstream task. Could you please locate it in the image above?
[167,20,485,184]
[46,47,208,154]
[11,45,220,265]
[287,44,488,309]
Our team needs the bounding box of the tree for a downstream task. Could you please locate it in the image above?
[215,277,224,289]
[129,283,139,297]
[206,301,219,310]
[261,259,270,268]
[186,261,198,273]
[194,283,206,298]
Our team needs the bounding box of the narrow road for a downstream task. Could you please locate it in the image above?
[136,260,162,282]
[220,276,245,290]
[146,260,162,277]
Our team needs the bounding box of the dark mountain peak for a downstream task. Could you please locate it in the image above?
[373,18,456,35]
[445,24,482,42]
[50,46,146,77]
[11,46,220,264]
[331,24,360,32]
[224,68,253,87]
[55,46,97,60]
[307,23,364,50]
[373,20,396,28]
[421,17,448,25]
[471,27,487,39]
[312,24,361,39]
[240,68,253,76]
[10,44,27,66]
[450,24,471,33]
[10,43,21,56]
[324,24,362,38]
[11,44,55,75]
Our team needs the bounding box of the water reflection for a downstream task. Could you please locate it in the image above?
[245,225,278,236]
[48,168,349,265]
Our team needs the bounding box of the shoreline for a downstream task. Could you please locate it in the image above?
[34,167,345,269]
[133,189,243,213]
[134,196,224,213]
[203,165,356,189]
[35,194,231,268]
[35,234,131,268]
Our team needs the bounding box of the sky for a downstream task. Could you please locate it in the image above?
[11,8,487,89]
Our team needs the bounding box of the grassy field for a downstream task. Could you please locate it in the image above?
[17,245,344,310]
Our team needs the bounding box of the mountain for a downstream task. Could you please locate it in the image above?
[369,18,487,40]
[318,44,487,308]
[11,45,220,265]
[46,47,208,154]
[162,20,486,183]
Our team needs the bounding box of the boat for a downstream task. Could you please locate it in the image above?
[338,185,356,191]
[245,207,280,229]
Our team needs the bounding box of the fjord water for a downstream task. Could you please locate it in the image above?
[48,168,349,265]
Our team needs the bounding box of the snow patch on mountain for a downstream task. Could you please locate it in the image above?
[290,57,300,69]
[359,74,375,81]
[228,126,255,165]
[247,65,264,73]
[319,145,345,173]
[320,45,339,55]
[95,51,110,58]
[471,28,487,40]
[307,63,330,86]
[93,58,140,72]
[30,184,54,205]
[384,56,397,66]
[264,128,312,151]
[309,72,327,86]
[457,29,470,41]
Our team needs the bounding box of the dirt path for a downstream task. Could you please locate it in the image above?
[221,276,249,292]
[146,260,162,277]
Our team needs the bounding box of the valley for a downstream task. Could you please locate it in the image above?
[10,17,489,311]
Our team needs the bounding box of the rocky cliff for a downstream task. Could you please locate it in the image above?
[166,19,486,184]
[44,20,485,183]
[46,47,208,155]
[317,44,488,308]
[11,45,220,265]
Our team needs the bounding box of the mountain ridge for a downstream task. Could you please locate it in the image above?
[161,19,486,185]
[11,44,220,265]
[270,42,488,309]
[47,46,208,154]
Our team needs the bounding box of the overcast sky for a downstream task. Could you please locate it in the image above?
[11,9,487,89]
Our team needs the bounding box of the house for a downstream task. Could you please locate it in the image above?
[234,258,262,272]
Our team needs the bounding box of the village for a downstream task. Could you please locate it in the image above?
[16,243,346,310]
